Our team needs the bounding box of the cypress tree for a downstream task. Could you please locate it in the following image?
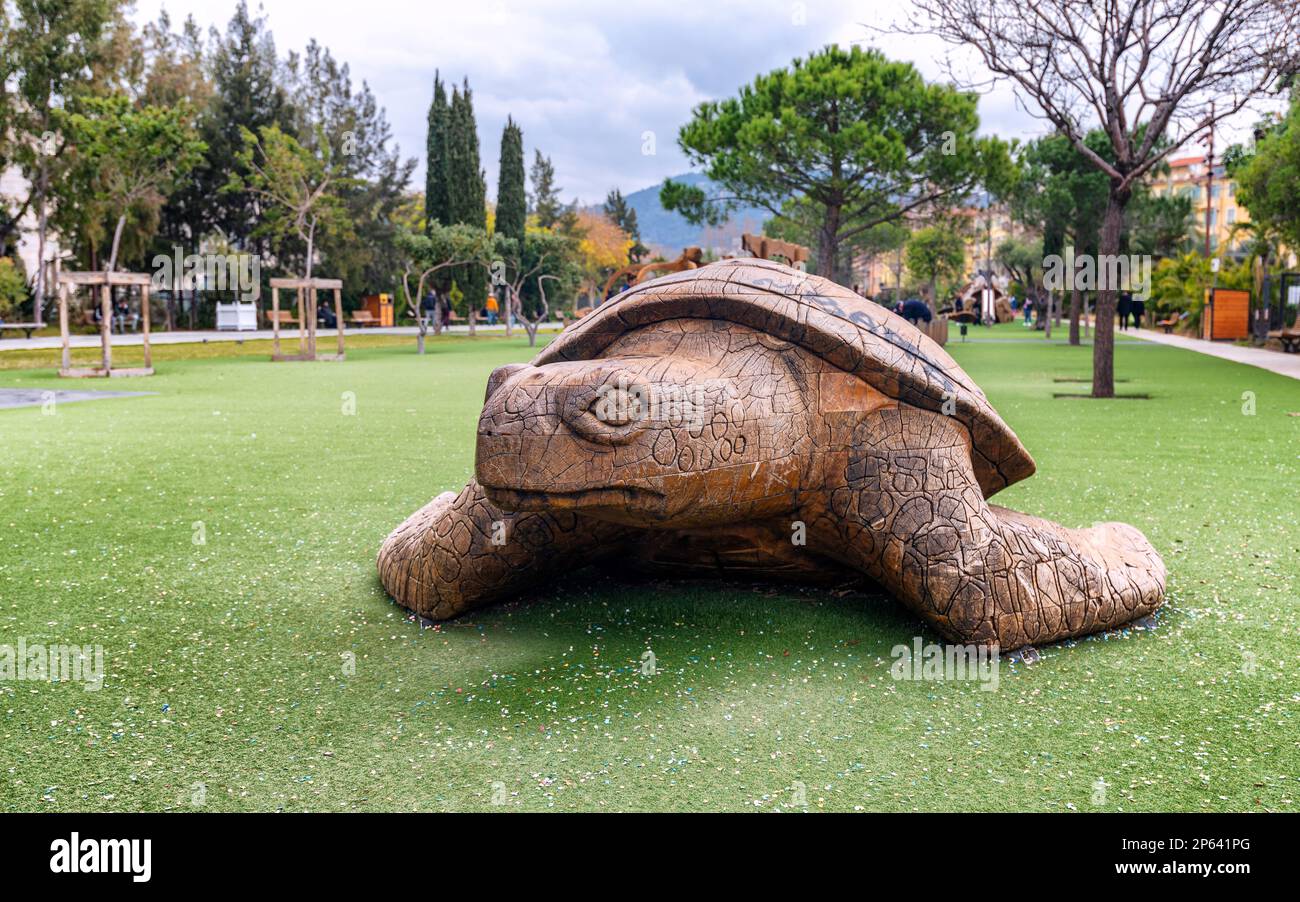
[495,117,526,254]
[446,79,487,313]
[424,72,450,230]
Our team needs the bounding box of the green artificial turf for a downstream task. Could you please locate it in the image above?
[0,329,1296,812]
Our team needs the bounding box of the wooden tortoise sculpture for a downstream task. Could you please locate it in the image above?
[378,259,1166,649]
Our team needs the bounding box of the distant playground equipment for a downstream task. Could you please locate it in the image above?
[597,235,814,310]
[269,277,345,362]
[1202,288,1250,342]
[600,247,705,304]
[951,276,1014,324]
[56,270,155,378]
[739,233,811,267]
[917,316,949,346]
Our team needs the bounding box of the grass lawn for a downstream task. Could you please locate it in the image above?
[1,327,1296,812]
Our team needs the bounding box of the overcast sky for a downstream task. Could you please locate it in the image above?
[130,0,1278,205]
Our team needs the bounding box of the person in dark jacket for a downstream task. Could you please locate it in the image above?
[898,298,933,325]
[1117,291,1133,330]
[1131,295,1146,329]
[317,300,337,329]
[420,291,439,327]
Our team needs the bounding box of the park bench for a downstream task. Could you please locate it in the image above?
[0,322,42,339]
[349,310,380,328]
[266,309,299,328]
[1271,321,1300,353]
[1156,311,1187,333]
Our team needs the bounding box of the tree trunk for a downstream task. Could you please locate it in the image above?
[417,327,426,355]
[304,223,315,281]
[1093,193,1127,398]
[33,153,49,327]
[1068,287,1081,345]
[107,215,127,273]
[817,204,840,281]
[1044,290,1052,340]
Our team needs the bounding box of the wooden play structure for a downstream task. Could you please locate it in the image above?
[269,277,345,362]
[1202,288,1249,341]
[917,316,949,346]
[740,233,811,267]
[598,236,813,308]
[57,270,154,378]
[954,277,1014,324]
[601,248,705,302]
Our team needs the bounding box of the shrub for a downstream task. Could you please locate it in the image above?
[0,257,30,322]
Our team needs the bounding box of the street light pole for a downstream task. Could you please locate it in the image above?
[1200,101,1215,259]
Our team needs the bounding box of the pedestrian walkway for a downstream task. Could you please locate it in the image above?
[0,323,535,354]
[1133,328,1300,382]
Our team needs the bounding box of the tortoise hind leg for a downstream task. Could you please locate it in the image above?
[377,479,632,620]
[813,408,1166,649]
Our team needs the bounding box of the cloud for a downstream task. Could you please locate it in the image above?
[136,0,1277,207]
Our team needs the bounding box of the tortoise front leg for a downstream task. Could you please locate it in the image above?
[811,408,1166,649]
[378,479,631,620]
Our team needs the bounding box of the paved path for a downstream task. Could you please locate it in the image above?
[0,324,527,353]
[1133,329,1300,382]
[0,388,156,409]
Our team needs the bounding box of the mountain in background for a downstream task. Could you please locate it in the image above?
[612,173,771,258]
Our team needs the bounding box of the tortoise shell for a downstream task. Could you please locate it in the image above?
[535,258,1034,496]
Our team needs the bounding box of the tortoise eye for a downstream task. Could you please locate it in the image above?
[590,385,644,427]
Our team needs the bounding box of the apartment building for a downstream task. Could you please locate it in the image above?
[1147,153,1248,255]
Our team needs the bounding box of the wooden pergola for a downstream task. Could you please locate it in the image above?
[269,277,345,362]
[57,270,154,378]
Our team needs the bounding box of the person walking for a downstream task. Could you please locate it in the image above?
[1023,296,1034,327]
[420,290,438,327]
[1117,291,1133,331]
[1131,294,1146,330]
[486,293,500,326]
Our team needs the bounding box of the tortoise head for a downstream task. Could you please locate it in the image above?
[475,323,815,527]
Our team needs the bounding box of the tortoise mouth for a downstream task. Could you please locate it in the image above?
[481,483,667,515]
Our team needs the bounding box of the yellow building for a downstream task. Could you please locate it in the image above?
[850,200,1024,299]
[1147,153,1249,255]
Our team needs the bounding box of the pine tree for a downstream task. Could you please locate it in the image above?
[199,0,294,252]
[495,117,526,251]
[604,188,646,261]
[603,188,629,228]
[424,72,450,230]
[529,150,562,229]
[445,79,487,312]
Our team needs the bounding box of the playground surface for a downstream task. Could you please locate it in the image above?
[0,330,1296,811]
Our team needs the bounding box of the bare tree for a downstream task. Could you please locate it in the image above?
[902,0,1298,396]
[395,224,490,353]
[488,231,573,346]
[398,256,456,354]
